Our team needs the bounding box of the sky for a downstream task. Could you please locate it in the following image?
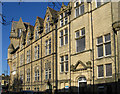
[1,2,68,75]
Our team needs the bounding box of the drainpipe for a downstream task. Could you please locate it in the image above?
[31,39,33,90]
[88,1,94,93]
[68,3,71,91]
[41,33,42,91]
[55,24,58,93]
[24,44,25,90]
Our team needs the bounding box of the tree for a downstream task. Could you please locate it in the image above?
[11,77,23,92]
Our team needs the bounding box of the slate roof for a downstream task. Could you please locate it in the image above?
[37,16,44,26]
[8,43,14,50]
[48,7,58,18]
[11,21,18,31]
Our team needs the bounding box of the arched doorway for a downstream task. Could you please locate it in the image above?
[78,77,87,94]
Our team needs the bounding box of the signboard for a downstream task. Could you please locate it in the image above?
[65,86,69,89]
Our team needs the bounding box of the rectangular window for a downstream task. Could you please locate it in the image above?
[49,69,51,79]
[35,46,37,60]
[65,28,68,44]
[80,4,84,15]
[20,54,24,66]
[45,69,48,80]
[49,39,51,54]
[98,65,104,78]
[60,56,64,72]
[35,71,37,81]
[97,0,102,7]
[75,7,79,17]
[60,30,64,46]
[35,31,39,40]
[60,19,63,27]
[106,64,112,77]
[60,13,63,19]
[37,70,39,81]
[27,70,30,82]
[45,39,51,55]
[45,62,51,80]
[97,34,111,58]
[27,50,30,63]
[45,40,48,55]
[76,28,85,52]
[60,13,63,27]
[97,36,103,57]
[38,45,39,58]
[46,23,48,33]
[104,34,111,56]
[65,55,68,72]
[65,17,68,25]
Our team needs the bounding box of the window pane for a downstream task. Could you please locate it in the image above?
[76,2,79,7]
[49,39,51,54]
[61,37,63,46]
[61,20,63,27]
[81,28,85,35]
[49,69,51,79]
[98,45,103,57]
[97,2,101,7]
[45,70,48,80]
[60,13,63,19]
[38,45,39,58]
[61,63,64,72]
[106,64,112,76]
[65,36,68,44]
[76,31,79,38]
[65,28,68,34]
[105,43,111,56]
[65,17,68,25]
[97,36,103,44]
[61,56,64,62]
[105,34,110,42]
[80,4,84,15]
[60,30,63,36]
[76,37,85,52]
[98,65,104,77]
[76,7,79,17]
[65,62,68,72]
[65,55,68,60]
[65,11,67,17]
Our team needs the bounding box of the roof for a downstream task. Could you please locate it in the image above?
[37,16,44,26]
[47,7,58,18]
[8,43,14,50]
[11,21,18,31]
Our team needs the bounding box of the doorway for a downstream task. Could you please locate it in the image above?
[78,77,87,94]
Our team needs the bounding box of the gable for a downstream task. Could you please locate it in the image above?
[71,60,87,72]
[16,18,26,31]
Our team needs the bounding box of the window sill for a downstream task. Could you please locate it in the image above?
[59,44,68,48]
[96,55,112,60]
[97,77,104,79]
[105,76,112,78]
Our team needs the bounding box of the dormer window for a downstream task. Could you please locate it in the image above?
[74,0,79,7]
[75,2,84,18]
[47,15,50,22]
[18,29,22,37]
[35,25,39,40]
[46,16,50,33]
[27,32,30,45]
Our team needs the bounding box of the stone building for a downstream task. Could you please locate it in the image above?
[7,1,120,94]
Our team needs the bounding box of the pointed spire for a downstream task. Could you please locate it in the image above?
[19,17,23,23]
[62,2,65,7]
